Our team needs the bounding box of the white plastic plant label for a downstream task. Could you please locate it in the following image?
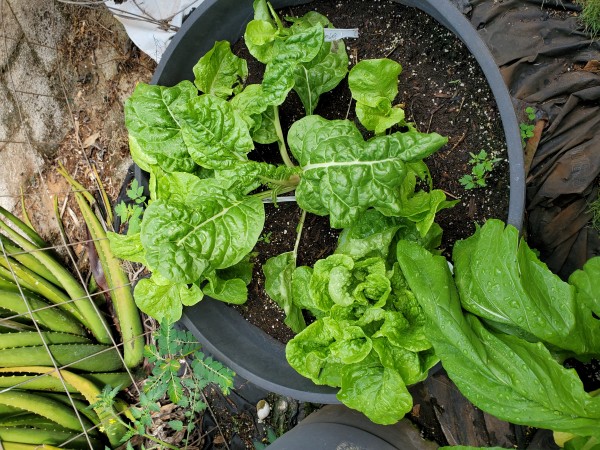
[324,28,359,41]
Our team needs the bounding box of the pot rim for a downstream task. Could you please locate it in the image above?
[149,0,525,403]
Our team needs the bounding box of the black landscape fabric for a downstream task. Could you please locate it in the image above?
[469,0,600,279]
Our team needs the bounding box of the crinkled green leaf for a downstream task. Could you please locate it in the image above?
[310,254,354,311]
[262,24,324,106]
[215,161,300,196]
[291,265,324,318]
[453,219,600,357]
[107,231,147,266]
[202,269,248,305]
[229,84,278,143]
[134,273,203,322]
[397,239,600,437]
[141,188,264,284]
[245,19,281,64]
[337,351,412,425]
[356,101,405,134]
[264,252,306,333]
[336,209,402,260]
[329,322,372,364]
[285,12,348,114]
[349,59,402,107]
[193,41,247,98]
[372,337,431,386]
[286,317,344,386]
[288,115,447,228]
[125,81,198,173]
[182,94,254,169]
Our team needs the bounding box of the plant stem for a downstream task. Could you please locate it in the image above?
[293,209,307,258]
[273,106,295,168]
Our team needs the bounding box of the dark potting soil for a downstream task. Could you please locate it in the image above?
[232,0,510,345]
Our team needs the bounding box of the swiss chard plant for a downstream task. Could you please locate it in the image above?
[110,0,454,323]
[110,0,456,425]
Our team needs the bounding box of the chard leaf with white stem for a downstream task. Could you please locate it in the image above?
[288,115,447,228]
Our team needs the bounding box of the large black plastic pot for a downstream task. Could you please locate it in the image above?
[154,0,526,403]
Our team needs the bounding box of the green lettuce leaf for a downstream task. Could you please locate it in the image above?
[337,351,413,425]
[193,41,247,98]
[349,59,405,133]
[263,252,306,333]
[453,219,600,357]
[288,115,447,228]
[124,81,198,173]
[182,94,254,169]
[134,273,203,322]
[140,187,264,284]
[396,239,600,438]
[288,11,348,114]
[202,270,248,305]
[285,317,344,387]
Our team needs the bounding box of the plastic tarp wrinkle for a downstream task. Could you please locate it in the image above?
[471,0,600,279]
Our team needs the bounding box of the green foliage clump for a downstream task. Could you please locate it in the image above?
[577,0,600,38]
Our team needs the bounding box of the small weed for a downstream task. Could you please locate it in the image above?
[519,106,536,145]
[115,178,146,234]
[459,150,502,190]
[588,193,600,232]
[258,231,273,244]
[94,320,235,449]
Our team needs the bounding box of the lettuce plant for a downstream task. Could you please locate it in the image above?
[110,0,455,324]
[397,219,600,443]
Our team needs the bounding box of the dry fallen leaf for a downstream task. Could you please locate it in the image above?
[82,131,100,148]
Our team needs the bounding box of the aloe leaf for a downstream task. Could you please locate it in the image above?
[0,206,49,250]
[0,235,61,287]
[0,257,88,327]
[0,370,131,394]
[0,390,90,432]
[0,331,90,349]
[0,220,112,344]
[58,165,144,368]
[0,289,85,336]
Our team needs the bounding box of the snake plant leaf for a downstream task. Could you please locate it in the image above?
[193,41,247,98]
[125,81,198,173]
[182,94,254,169]
[141,189,264,284]
[288,115,447,228]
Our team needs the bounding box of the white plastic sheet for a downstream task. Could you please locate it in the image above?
[106,0,205,62]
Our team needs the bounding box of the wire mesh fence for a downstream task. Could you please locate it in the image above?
[0,1,154,448]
